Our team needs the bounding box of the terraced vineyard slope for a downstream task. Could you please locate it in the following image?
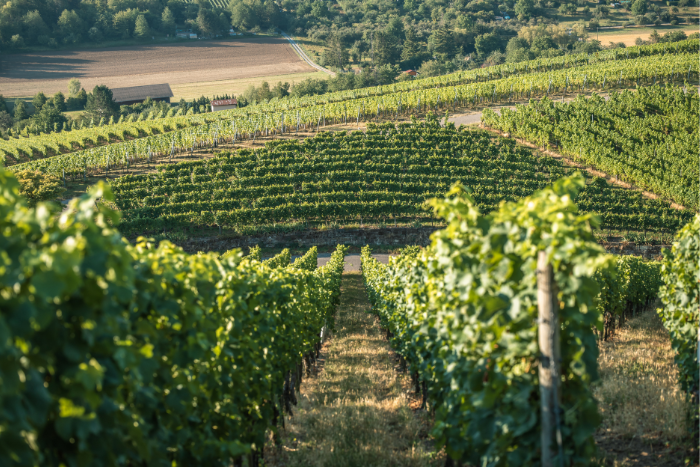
[110,121,693,237]
[482,85,699,210]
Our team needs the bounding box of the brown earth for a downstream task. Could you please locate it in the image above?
[0,37,314,98]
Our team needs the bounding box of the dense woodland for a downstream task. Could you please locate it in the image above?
[1,0,696,61]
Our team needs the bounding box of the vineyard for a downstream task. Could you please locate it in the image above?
[182,0,228,9]
[0,167,349,465]
[482,85,699,210]
[108,121,693,237]
[2,40,697,178]
[1,33,698,466]
[360,176,699,465]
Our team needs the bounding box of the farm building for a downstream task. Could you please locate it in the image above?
[111,84,174,105]
[404,70,419,77]
[211,99,238,112]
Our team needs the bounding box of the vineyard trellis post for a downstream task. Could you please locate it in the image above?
[537,251,563,467]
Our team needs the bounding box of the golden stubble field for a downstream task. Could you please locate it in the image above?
[0,37,315,99]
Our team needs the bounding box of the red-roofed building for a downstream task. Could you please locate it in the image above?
[404,69,418,76]
[211,99,238,112]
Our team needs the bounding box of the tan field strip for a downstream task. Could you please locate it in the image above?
[170,70,328,100]
[0,37,315,98]
[594,26,697,46]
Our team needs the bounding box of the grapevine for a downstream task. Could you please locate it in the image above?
[0,166,348,465]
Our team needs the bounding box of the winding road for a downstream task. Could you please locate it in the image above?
[280,31,337,77]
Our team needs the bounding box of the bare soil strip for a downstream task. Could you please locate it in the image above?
[267,272,440,467]
[0,37,314,97]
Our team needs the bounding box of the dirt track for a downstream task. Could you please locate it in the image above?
[0,37,314,97]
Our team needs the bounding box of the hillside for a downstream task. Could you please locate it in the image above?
[109,121,693,239]
[4,39,697,172]
[0,26,698,466]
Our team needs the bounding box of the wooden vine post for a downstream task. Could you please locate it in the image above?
[537,250,562,467]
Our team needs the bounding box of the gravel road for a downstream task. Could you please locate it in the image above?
[317,253,391,272]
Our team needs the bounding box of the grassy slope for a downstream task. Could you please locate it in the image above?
[268,272,440,467]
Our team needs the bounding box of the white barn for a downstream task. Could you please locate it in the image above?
[211,99,238,112]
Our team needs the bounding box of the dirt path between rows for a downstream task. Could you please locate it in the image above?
[266,272,440,467]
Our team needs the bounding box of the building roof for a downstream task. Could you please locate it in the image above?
[212,99,238,106]
[111,84,173,103]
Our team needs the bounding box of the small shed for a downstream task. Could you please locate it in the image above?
[211,99,238,112]
[112,84,174,106]
[404,69,418,77]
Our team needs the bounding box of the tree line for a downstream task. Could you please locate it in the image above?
[0,79,219,138]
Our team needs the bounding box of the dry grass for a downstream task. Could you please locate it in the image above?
[594,308,696,466]
[267,272,439,467]
[170,71,328,101]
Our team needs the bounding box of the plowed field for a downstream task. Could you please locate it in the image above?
[0,37,314,98]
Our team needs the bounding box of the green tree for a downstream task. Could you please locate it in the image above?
[648,29,661,43]
[134,15,150,38]
[272,81,290,98]
[376,64,400,85]
[475,32,501,57]
[325,32,349,69]
[32,92,47,113]
[113,9,138,38]
[418,59,446,77]
[485,50,505,66]
[530,35,558,55]
[401,29,422,64]
[88,26,104,42]
[428,26,455,59]
[11,35,25,49]
[385,16,405,41]
[311,0,328,19]
[505,37,531,63]
[255,81,273,102]
[350,40,364,63]
[53,92,67,112]
[631,0,647,16]
[68,78,82,96]
[373,30,400,66]
[23,10,50,45]
[230,1,254,30]
[32,104,67,133]
[57,9,84,37]
[85,85,119,120]
[13,99,28,121]
[0,111,13,130]
[161,7,176,32]
[0,95,7,113]
[515,0,535,21]
[197,8,222,36]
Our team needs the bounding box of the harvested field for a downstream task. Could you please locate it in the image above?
[593,26,697,46]
[0,37,314,98]
[170,70,328,100]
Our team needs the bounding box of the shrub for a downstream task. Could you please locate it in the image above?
[14,169,65,206]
